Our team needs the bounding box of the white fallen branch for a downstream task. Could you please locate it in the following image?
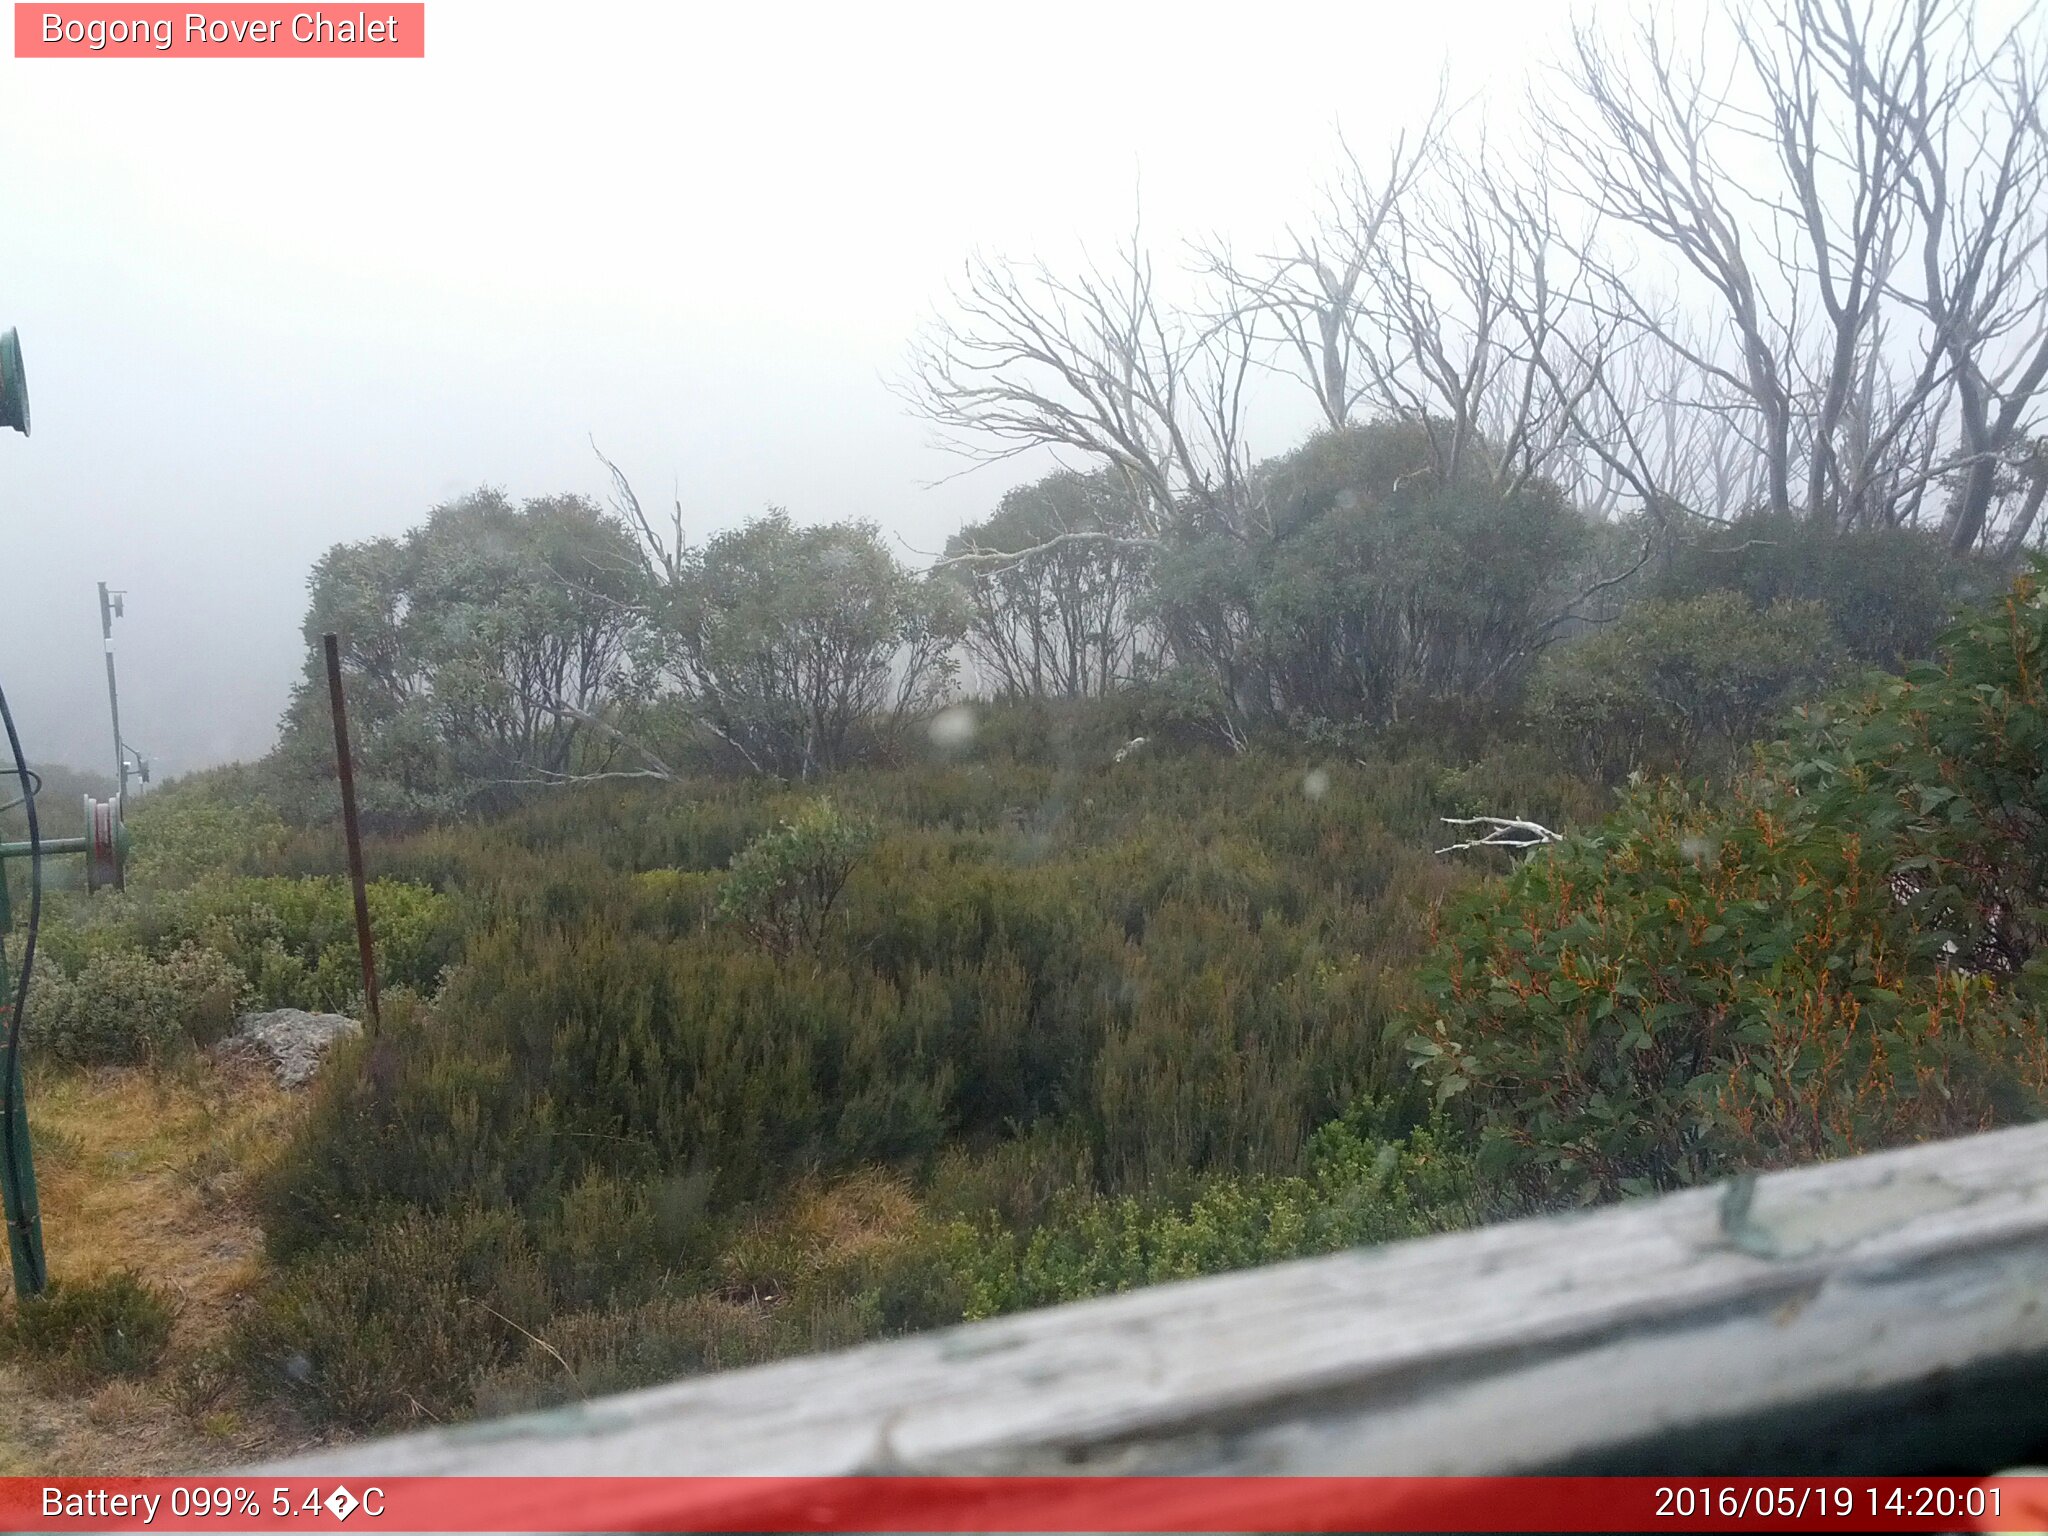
[1435,816,1565,855]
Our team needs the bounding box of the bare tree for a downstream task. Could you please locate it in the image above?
[1354,144,1624,498]
[1545,14,1807,522]
[592,437,689,587]
[1544,0,2048,550]
[1865,0,2048,551]
[905,210,1266,547]
[1204,100,1448,434]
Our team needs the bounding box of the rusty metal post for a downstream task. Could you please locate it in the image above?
[322,633,381,1033]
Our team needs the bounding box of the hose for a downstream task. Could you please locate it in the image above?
[0,675,45,1293]
[0,766,40,818]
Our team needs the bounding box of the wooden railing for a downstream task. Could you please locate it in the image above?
[277,1119,2048,1476]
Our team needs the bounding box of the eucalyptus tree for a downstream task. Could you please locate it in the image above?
[282,489,649,813]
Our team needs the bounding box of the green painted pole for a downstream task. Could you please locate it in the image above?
[0,838,85,859]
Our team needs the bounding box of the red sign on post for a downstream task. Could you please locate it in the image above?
[13,4,424,56]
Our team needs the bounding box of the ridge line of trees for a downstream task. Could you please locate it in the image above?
[279,0,2045,808]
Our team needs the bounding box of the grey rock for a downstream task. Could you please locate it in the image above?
[230,1008,362,1088]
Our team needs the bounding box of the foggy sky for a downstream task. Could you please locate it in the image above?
[0,0,1561,779]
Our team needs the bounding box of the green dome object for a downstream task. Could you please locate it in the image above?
[0,328,28,436]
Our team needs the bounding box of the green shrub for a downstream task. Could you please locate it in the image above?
[1788,565,2048,980]
[533,1169,718,1311]
[237,720,1610,1430]
[26,942,247,1066]
[1528,593,1843,781]
[125,776,290,889]
[1651,514,1983,670]
[11,1271,175,1382]
[714,799,876,954]
[25,873,461,1024]
[259,746,1520,1260]
[629,868,720,937]
[1412,565,2048,1203]
[947,1113,1478,1317]
[162,876,460,1011]
[235,1205,551,1428]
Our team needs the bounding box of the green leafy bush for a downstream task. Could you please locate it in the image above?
[26,942,247,1065]
[1413,566,2048,1203]
[10,1271,175,1382]
[1784,567,2048,980]
[1652,514,1983,670]
[1528,592,1843,781]
[947,1113,1478,1316]
[159,877,459,1011]
[253,748,1506,1256]
[270,490,650,822]
[24,870,460,1028]
[714,799,877,954]
[124,774,290,889]
[1137,423,1602,734]
[657,512,965,778]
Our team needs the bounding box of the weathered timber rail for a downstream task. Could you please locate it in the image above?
[276,1120,2048,1477]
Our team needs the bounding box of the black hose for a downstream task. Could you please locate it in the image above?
[0,676,44,1293]
[0,766,42,818]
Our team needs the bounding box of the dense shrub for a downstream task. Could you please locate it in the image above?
[167,877,459,1010]
[1652,514,1984,670]
[271,490,648,822]
[1148,422,1600,731]
[470,1293,779,1416]
[260,1114,1478,1430]
[124,773,290,889]
[61,876,459,1014]
[1528,593,1843,781]
[257,746,1525,1262]
[1783,565,2048,981]
[10,1271,175,1383]
[231,733,1581,1429]
[654,512,965,778]
[234,1205,551,1427]
[946,1111,1479,1316]
[26,869,460,1024]
[223,559,2048,1433]
[943,469,1156,700]
[1412,566,2048,1203]
[714,799,877,955]
[26,942,247,1065]
[263,920,1036,1253]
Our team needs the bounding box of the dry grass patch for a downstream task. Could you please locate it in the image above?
[0,1056,319,1471]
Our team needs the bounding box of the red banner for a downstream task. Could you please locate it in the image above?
[2,1476,2045,1532]
[13,5,424,57]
